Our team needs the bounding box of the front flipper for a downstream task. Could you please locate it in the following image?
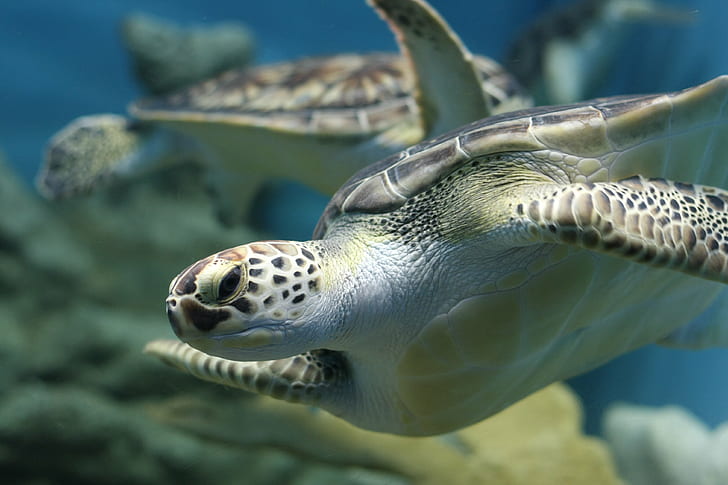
[144,339,349,408]
[368,0,490,138]
[517,176,728,282]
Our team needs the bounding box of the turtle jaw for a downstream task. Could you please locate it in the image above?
[182,326,286,361]
[165,294,294,360]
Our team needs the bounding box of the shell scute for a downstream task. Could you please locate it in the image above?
[600,95,672,151]
[529,106,612,157]
[341,171,407,214]
[459,118,541,156]
[386,138,466,197]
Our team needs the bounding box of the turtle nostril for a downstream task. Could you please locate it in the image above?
[167,298,177,307]
[167,304,182,336]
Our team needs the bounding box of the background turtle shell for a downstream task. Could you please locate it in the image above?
[132,53,523,137]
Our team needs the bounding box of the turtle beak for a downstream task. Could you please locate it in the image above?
[164,292,281,360]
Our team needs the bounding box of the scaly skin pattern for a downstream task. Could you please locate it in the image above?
[517,176,728,282]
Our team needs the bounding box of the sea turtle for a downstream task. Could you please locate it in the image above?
[37,0,529,224]
[146,75,728,436]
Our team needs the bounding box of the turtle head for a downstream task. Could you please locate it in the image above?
[38,114,145,200]
[166,241,325,360]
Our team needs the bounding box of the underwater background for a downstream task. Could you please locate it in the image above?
[1,0,727,483]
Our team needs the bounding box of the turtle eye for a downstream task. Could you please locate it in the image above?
[217,266,242,303]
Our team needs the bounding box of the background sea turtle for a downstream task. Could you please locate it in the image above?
[506,0,693,104]
[37,0,529,225]
[147,75,728,436]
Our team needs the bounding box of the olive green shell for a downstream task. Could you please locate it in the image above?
[313,76,728,238]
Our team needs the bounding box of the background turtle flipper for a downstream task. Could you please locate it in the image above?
[518,175,728,283]
[144,340,350,409]
[368,0,490,139]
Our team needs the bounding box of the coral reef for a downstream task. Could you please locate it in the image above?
[147,382,621,485]
[0,152,620,484]
[121,12,255,95]
[604,403,728,485]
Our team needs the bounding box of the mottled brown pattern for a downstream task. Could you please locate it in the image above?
[136,54,411,114]
[132,48,521,138]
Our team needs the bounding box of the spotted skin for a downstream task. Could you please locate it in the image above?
[516,176,728,282]
[167,242,323,341]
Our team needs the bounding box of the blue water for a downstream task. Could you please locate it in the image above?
[1,0,727,436]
